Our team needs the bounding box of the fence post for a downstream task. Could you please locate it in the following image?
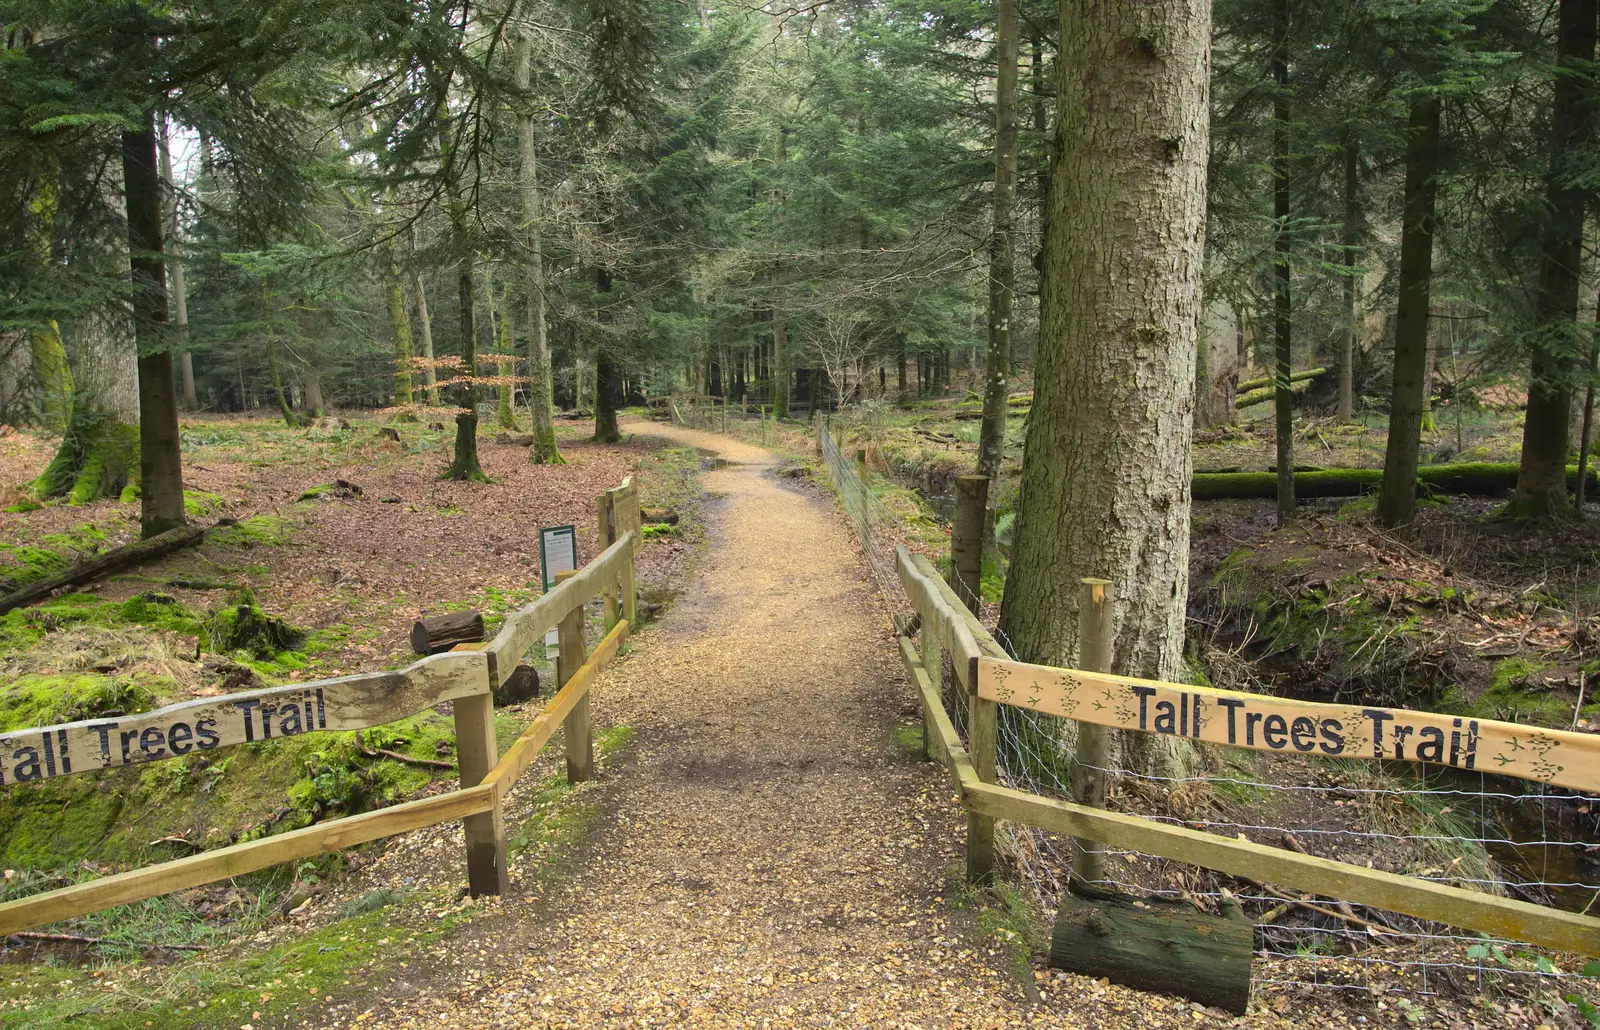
[452,652,507,896]
[967,652,998,885]
[814,409,822,456]
[951,475,988,613]
[721,398,728,433]
[855,447,867,471]
[1069,578,1115,891]
[556,570,594,783]
[596,491,620,631]
[921,602,942,762]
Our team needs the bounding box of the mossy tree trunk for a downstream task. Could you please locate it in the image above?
[266,338,302,427]
[1339,137,1360,423]
[1377,97,1441,528]
[27,179,74,432]
[1271,0,1294,524]
[123,113,186,538]
[389,258,415,406]
[517,28,564,464]
[1515,0,1598,519]
[978,0,1020,551]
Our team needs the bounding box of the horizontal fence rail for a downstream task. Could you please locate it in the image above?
[893,543,1600,960]
[0,481,641,937]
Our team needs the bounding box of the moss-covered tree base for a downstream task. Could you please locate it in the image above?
[33,409,140,505]
[529,426,566,465]
[442,411,491,482]
[206,589,307,659]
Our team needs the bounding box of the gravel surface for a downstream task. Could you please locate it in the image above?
[339,425,1541,1030]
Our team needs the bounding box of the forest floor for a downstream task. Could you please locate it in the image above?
[0,410,1590,1028]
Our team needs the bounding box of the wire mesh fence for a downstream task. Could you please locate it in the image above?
[813,414,1600,1012]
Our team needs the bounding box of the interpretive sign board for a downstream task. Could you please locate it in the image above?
[977,656,1600,791]
[539,524,577,653]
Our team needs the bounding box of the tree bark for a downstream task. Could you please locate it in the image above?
[27,180,74,432]
[772,300,791,418]
[517,28,563,464]
[978,0,1020,546]
[1515,0,1599,519]
[412,271,439,405]
[1377,96,1442,528]
[444,252,488,482]
[122,114,185,538]
[592,267,620,443]
[158,116,197,413]
[1271,0,1294,523]
[1339,138,1359,423]
[388,262,415,406]
[998,0,1209,723]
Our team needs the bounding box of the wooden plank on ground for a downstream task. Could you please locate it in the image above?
[960,777,1600,957]
[977,656,1600,792]
[0,784,496,936]
[0,651,490,785]
[482,620,628,798]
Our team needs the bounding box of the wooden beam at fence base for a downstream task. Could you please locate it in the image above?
[961,777,1600,958]
[0,784,496,937]
[483,620,628,799]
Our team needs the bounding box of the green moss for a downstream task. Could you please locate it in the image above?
[206,590,306,659]
[892,722,926,760]
[3,500,41,513]
[208,514,295,547]
[0,673,158,733]
[182,490,224,517]
[297,483,332,500]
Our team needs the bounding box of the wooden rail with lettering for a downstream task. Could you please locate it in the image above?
[976,657,1600,792]
[892,545,1600,958]
[0,480,641,936]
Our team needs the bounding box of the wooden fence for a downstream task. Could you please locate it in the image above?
[894,544,1600,958]
[0,482,641,936]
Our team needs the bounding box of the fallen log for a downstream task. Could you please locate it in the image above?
[1235,366,1327,394]
[410,610,485,655]
[1235,377,1317,409]
[495,433,535,446]
[1192,461,1600,501]
[0,522,210,616]
[1051,886,1252,1014]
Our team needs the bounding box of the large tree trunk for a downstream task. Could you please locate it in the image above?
[1339,138,1359,423]
[1271,0,1294,523]
[978,0,1020,545]
[1515,0,1598,519]
[157,117,197,413]
[997,0,1209,777]
[122,114,185,538]
[517,29,563,464]
[1378,97,1442,528]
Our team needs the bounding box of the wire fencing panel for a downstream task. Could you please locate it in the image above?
[814,422,1600,1010]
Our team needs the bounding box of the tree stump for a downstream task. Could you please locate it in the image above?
[377,427,400,442]
[410,611,485,655]
[492,663,540,707]
[1050,887,1252,1014]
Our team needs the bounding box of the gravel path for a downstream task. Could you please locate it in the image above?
[357,423,1036,1028]
[348,426,1493,1030]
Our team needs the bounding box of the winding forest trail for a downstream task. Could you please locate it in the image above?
[361,423,1034,1029]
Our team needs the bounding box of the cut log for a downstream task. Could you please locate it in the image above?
[0,522,209,616]
[1050,889,1252,1014]
[492,663,540,707]
[410,610,485,655]
[640,508,679,525]
[1192,461,1600,501]
[1235,366,1327,394]
[495,433,535,447]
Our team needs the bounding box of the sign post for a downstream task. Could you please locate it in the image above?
[539,524,577,656]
